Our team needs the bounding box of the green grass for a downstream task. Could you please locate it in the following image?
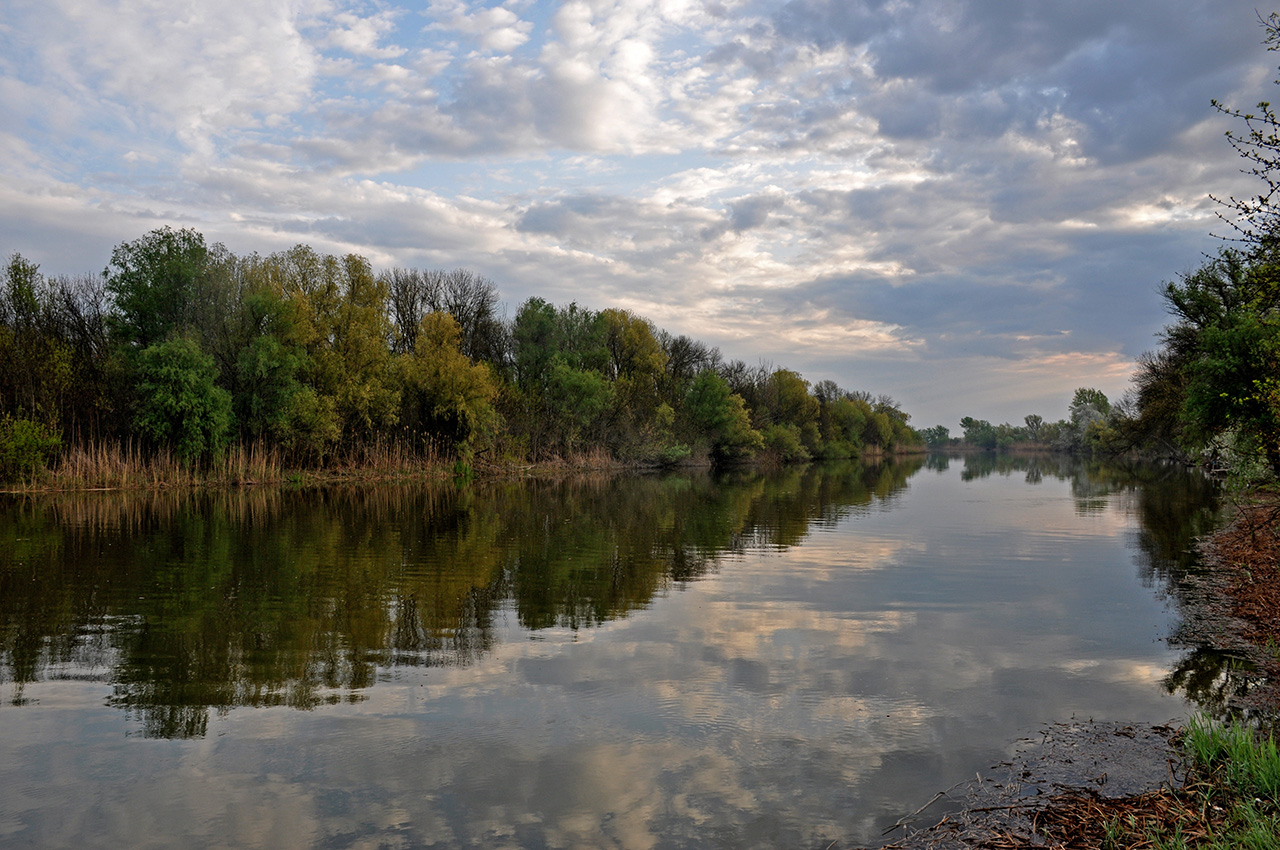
[1144,715,1280,850]
[1184,714,1280,803]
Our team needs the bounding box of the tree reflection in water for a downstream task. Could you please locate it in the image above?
[0,456,1242,737]
[1,460,921,737]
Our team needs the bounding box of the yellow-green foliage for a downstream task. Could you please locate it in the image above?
[0,415,62,482]
[273,246,399,447]
[399,312,499,452]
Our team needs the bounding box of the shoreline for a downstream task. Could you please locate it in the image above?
[873,498,1280,849]
[0,444,932,495]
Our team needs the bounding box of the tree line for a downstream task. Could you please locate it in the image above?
[0,231,921,481]
[920,387,1120,454]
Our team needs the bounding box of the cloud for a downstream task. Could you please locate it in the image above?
[1,0,1275,425]
[425,0,534,53]
[325,10,407,58]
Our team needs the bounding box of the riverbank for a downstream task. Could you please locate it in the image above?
[873,498,1280,849]
[0,440,930,493]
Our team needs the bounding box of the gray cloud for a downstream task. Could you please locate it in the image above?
[1,0,1276,424]
[772,0,1263,162]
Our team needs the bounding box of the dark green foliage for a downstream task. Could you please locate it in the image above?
[546,361,612,450]
[105,227,210,349]
[232,290,310,444]
[920,424,950,447]
[1,255,114,441]
[1122,15,1280,478]
[1131,249,1280,476]
[683,370,763,461]
[960,416,997,449]
[133,337,233,464]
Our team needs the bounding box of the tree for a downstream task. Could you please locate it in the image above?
[1210,12,1280,253]
[399,313,499,454]
[599,308,667,441]
[1024,414,1044,442]
[1152,257,1280,474]
[546,361,612,452]
[659,330,718,406]
[511,297,560,391]
[683,370,763,461]
[822,396,868,456]
[105,227,210,349]
[381,267,505,364]
[133,336,233,464]
[920,425,950,447]
[383,267,441,355]
[273,247,398,449]
[232,290,312,445]
[0,414,61,482]
[960,417,997,449]
[1070,388,1111,419]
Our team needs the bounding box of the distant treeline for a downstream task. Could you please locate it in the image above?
[0,227,921,483]
[922,387,1122,455]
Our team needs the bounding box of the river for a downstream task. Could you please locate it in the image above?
[0,455,1226,848]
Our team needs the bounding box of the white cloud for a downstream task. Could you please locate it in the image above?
[1,0,1275,423]
[325,10,407,58]
[425,1,534,53]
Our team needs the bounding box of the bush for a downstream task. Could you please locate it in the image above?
[762,423,811,463]
[0,415,61,482]
[133,336,232,465]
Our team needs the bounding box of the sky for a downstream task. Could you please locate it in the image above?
[1,0,1276,429]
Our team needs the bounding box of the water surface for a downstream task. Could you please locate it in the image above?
[0,456,1222,848]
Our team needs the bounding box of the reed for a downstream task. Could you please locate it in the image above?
[40,439,194,491]
[210,441,284,486]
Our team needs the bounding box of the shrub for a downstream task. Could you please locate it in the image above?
[762,423,811,463]
[133,336,232,465]
[0,415,61,482]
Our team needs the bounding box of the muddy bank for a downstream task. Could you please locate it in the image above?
[877,722,1183,849]
[872,500,1280,849]
[1171,501,1280,715]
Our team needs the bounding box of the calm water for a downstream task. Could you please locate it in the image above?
[0,456,1225,849]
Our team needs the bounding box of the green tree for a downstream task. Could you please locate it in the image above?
[683,370,763,461]
[1146,254,1280,474]
[599,308,668,451]
[761,423,810,463]
[960,417,997,449]
[105,227,210,349]
[511,296,560,391]
[546,361,613,453]
[273,247,398,449]
[232,290,313,446]
[133,336,233,464]
[822,396,869,456]
[0,414,61,482]
[920,425,950,447]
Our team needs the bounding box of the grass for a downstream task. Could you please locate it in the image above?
[1095,716,1280,850]
[1017,715,1280,849]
